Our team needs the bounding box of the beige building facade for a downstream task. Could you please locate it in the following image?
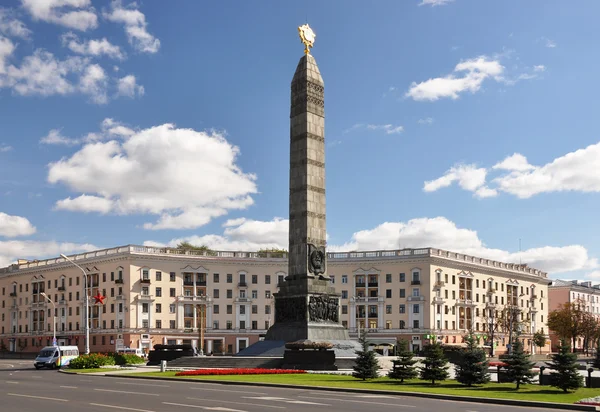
[0,245,550,355]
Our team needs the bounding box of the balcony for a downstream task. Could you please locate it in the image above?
[183,280,194,286]
[433,281,445,289]
[140,278,151,284]
[58,286,66,291]
[137,294,154,301]
[238,282,248,288]
[116,295,125,300]
[197,280,207,286]
[234,297,250,303]
[32,288,39,294]
[485,301,496,308]
[355,282,366,288]
[115,278,124,284]
[354,296,383,303]
[368,282,378,287]
[408,295,426,302]
[411,280,421,286]
[432,296,445,304]
[9,292,17,297]
[487,288,496,294]
[178,295,211,303]
[530,295,538,300]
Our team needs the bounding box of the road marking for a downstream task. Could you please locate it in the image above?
[90,403,155,412]
[189,387,266,395]
[94,388,160,396]
[120,382,170,388]
[297,395,416,408]
[187,397,285,409]
[244,396,329,406]
[164,402,246,411]
[5,381,19,384]
[7,393,69,402]
[60,385,78,389]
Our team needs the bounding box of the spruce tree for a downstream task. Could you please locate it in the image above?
[593,340,600,369]
[388,339,418,383]
[455,334,490,386]
[546,339,583,393]
[419,342,449,384]
[352,330,379,380]
[504,338,535,390]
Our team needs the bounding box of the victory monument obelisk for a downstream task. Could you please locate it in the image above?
[265,24,350,345]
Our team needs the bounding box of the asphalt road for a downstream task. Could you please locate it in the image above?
[0,360,586,412]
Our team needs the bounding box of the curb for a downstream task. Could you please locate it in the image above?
[78,372,597,411]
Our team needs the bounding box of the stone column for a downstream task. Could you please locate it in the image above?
[193,305,197,330]
[378,299,385,329]
[350,300,356,329]
[177,302,184,329]
[207,303,213,329]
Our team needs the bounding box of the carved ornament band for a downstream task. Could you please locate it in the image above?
[290,132,325,143]
[290,158,325,168]
[289,211,326,219]
[290,184,325,194]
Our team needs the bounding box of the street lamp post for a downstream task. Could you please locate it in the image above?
[40,292,56,346]
[60,253,90,355]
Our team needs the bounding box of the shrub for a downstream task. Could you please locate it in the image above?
[113,353,146,365]
[175,368,306,376]
[69,353,116,369]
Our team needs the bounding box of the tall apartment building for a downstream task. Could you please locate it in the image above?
[548,279,600,351]
[0,245,550,355]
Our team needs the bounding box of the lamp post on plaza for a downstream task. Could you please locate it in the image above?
[40,292,56,346]
[60,253,90,355]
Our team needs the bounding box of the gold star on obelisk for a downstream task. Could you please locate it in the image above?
[298,24,315,55]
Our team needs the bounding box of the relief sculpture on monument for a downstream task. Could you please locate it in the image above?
[307,243,327,277]
[308,295,339,323]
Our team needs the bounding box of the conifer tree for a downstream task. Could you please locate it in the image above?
[352,330,379,380]
[504,338,535,390]
[593,340,600,369]
[419,342,449,384]
[455,334,490,386]
[546,339,583,393]
[388,339,418,383]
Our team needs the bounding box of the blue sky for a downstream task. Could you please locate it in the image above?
[0,0,598,280]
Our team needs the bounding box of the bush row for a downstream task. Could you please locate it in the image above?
[69,352,146,369]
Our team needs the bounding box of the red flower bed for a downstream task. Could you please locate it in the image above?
[175,368,306,376]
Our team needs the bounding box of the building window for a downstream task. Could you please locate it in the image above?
[156,304,161,313]
[156,320,162,329]
[413,304,419,314]
[156,271,162,281]
[226,289,233,299]
[400,289,405,298]
[341,290,348,299]
[386,289,392,298]
[399,304,405,314]
[412,288,419,297]
[252,320,258,330]
[142,303,149,313]
[170,288,176,297]
[413,320,420,329]
[341,305,348,314]
[212,321,218,329]
[252,305,258,314]
[386,305,392,314]
[412,271,420,282]
[227,305,232,314]
[213,273,219,283]
[385,273,392,283]
[142,287,149,296]
[226,274,232,283]
[170,304,175,313]
[213,305,219,314]
[265,290,271,299]
[240,306,246,315]
[399,320,405,329]
[170,320,176,329]
[399,273,405,282]
[265,305,271,314]
[156,287,162,297]
[142,320,149,328]
[342,275,348,284]
[251,290,258,299]
[212,289,219,298]
[330,275,335,284]
[142,269,150,280]
[252,275,258,284]
[265,275,271,284]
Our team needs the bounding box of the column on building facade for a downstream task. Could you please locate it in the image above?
[349,299,356,329]
[206,303,213,329]
[377,298,384,329]
[207,339,213,354]
[193,304,197,330]
[177,301,184,329]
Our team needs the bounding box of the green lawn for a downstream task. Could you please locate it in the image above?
[65,368,122,373]
[125,372,597,405]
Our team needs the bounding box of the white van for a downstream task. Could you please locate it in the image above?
[34,345,79,369]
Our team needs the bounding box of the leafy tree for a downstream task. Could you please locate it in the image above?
[504,338,536,390]
[455,334,490,386]
[548,301,586,353]
[352,330,379,380]
[419,342,449,385]
[176,242,216,256]
[0,339,7,352]
[388,339,418,383]
[257,248,288,257]
[546,339,583,393]
[579,312,599,355]
[533,330,547,353]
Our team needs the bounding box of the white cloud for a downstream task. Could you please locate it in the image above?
[147,216,597,275]
[78,63,108,104]
[587,271,600,280]
[61,32,125,60]
[406,56,504,101]
[0,35,15,77]
[492,153,535,172]
[0,7,32,39]
[47,123,257,230]
[418,117,434,125]
[104,0,160,54]
[0,144,12,152]
[100,118,135,137]
[40,129,79,146]
[344,123,404,135]
[145,217,289,251]
[423,164,492,195]
[534,65,546,72]
[55,194,114,214]
[21,0,97,31]
[545,39,557,48]
[0,212,36,237]
[116,74,144,98]
[419,0,454,6]
[425,141,600,199]
[0,240,97,268]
